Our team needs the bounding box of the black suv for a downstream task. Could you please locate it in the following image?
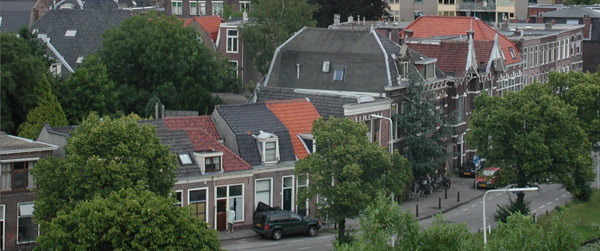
[252,210,321,240]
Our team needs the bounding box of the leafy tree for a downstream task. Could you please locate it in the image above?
[17,76,69,139]
[295,117,410,243]
[241,0,318,75]
[0,33,50,134]
[310,0,390,27]
[397,81,452,179]
[56,55,120,124]
[493,197,531,223]
[35,188,220,250]
[100,11,238,114]
[564,0,600,5]
[418,215,480,250]
[387,153,413,202]
[18,27,52,65]
[468,83,594,202]
[32,113,178,225]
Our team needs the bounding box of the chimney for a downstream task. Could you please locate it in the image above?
[536,12,544,23]
[404,29,413,38]
[391,28,399,43]
[545,22,552,29]
[467,30,474,39]
[155,103,159,119]
[334,14,340,25]
[161,105,165,119]
[583,15,592,39]
[348,15,354,23]
[243,11,248,21]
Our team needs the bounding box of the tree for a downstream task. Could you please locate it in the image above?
[310,0,390,28]
[295,117,410,243]
[35,188,220,250]
[0,32,50,134]
[56,55,120,124]
[17,76,69,139]
[32,113,178,225]
[241,0,318,75]
[418,215,480,250]
[468,83,594,202]
[397,81,452,179]
[100,11,238,114]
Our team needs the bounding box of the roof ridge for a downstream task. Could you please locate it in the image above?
[264,98,309,105]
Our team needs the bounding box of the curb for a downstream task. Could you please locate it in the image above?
[415,193,485,221]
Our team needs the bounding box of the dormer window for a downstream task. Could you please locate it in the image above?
[298,133,315,154]
[254,131,279,164]
[178,153,193,165]
[425,63,435,79]
[205,156,221,172]
[193,152,223,174]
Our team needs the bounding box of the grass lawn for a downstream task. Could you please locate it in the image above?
[538,190,600,243]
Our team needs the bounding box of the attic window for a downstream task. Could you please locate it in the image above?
[425,63,435,79]
[193,151,224,174]
[298,134,315,154]
[65,30,77,37]
[322,61,330,73]
[179,154,193,165]
[76,56,84,64]
[254,131,279,164]
[509,47,517,59]
[333,66,345,82]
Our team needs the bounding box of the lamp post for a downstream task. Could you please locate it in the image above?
[482,187,539,245]
[370,114,393,154]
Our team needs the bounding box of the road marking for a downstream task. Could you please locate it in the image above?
[325,244,333,247]
[488,197,493,200]
[471,204,477,208]
[290,240,303,243]
[298,247,311,250]
[554,198,559,201]
[454,212,459,216]
[532,209,537,213]
[547,202,552,205]
[540,205,545,209]
[561,194,566,198]
[463,208,468,212]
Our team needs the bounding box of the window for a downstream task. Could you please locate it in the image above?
[255,131,279,164]
[240,1,250,13]
[401,62,409,78]
[391,103,398,139]
[50,63,61,76]
[333,68,345,82]
[400,101,407,115]
[509,47,516,60]
[212,1,223,16]
[282,176,294,211]
[229,60,238,75]
[64,29,77,37]
[217,185,243,222]
[174,190,183,206]
[190,1,197,15]
[204,156,221,172]
[298,134,315,154]
[179,154,192,165]
[366,118,381,143]
[550,43,554,62]
[523,47,528,68]
[172,1,182,15]
[255,179,272,208]
[226,29,238,53]
[457,96,464,123]
[529,46,534,67]
[17,203,37,244]
[535,45,539,66]
[199,1,206,15]
[76,56,84,64]
[0,205,4,250]
[1,162,33,191]
[296,175,309,216]
[425,63,435,79]
[189,189,207,222]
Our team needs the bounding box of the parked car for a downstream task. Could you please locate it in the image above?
[252,210,321,240]
[476,167,500,189]
[459,162,478,178]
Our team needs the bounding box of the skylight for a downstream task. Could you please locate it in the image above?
[76,56,84,64]
[179,154,192,165]
[333,68,344,82]
[65,29,77,37]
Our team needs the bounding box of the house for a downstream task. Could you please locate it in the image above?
[0,0,38,33]
[164,0,250,17]
[0,132,58,250]
[181,15,221,50]
[36,123,78,157]
[31,9,132,76]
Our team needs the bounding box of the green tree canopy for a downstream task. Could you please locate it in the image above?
[35,188,220,250]
[468,83,594,202]
[310,0,390,27]
[32,113,177,225]
[1,32,51,134]
[241,0,318,75]
[17,76,68,139]
[56,55,120,124]
[295,117,411,243]
[100,11,238,114]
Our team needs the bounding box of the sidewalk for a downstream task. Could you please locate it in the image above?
[218,176,484,241]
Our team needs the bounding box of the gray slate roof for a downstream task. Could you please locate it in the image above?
[31,9,131,73]
[543,6,600,18]
[0,132,57,154]
[255,86,360,119]
[216,103,295,166]
[264,28,404,93]
[0,0,36,33]
[44,123,78,137]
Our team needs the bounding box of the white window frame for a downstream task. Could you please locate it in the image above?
[199,1,206,15]
[50,63,62,76]
[215,184,244,223]
[0,204,4,250]
[229,60,238,75]
[193,152,223,174]
[523,47,528,69]
[226,29,239,53]
[17,202,37,244]
[174,190,183,206]
[188,188,209,223]
[240,1,250,13]
[212,1,223,16]
[296,175,309,216]
[172,0,182,15]
[298,133,315,154]
[190,1,198,15]
[256,133,279,164]
[255,178,273,208]
[281,175,295,212]
[391,103,399,139]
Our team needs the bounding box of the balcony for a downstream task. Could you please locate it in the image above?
[458,1,496,11]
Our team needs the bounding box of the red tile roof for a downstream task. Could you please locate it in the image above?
[401,16,520,65]
[408,40,493,78]
[265,99,321,160]
[181,15,222,42]
[164,116,251,172]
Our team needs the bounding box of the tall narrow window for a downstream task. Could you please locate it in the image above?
[226,29,238,53]
[217,185,244,222]
[0,204,4,250]
[255,179,271,207]
[199,1,206,15]
[17,203,37,244]
[174,191,183,206]
[264,141,277,162]
[240,1,250,12]
[333,68,345,82]
[212,1,223,16]
[457,96,464,123]
[172,1,182,15]
[0,164,10,191]
[282,176,294,211]
[189,189,207,222]
[296,175,309,216]
[190,1,197,15]
[12,162,28,190]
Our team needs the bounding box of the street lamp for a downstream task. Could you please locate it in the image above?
[482,187,539,245]
[370,114,393,154]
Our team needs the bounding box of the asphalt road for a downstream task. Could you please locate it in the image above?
[221,232,335,251]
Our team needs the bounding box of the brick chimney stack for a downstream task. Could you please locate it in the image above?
[583,15,592,39]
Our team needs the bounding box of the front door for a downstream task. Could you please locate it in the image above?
[283,188,292,211]
[216,199,227,231]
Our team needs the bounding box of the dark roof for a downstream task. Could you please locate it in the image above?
[0,132,57,154]
[264,28,404,93]
[255,86,360,119]
[44,123,78,137]
[80,0,119,9]
[408,40,492,78]
[31,9,131,72]
[543,6,600,18]
[216,103,296,166]
[0,0,36,33]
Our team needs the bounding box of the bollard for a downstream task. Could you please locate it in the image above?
[416,204,419,217]
[488,225,491,234]
[478,228,481,234]
[546,210,548,216]
[534,213,537,222]
[457,191,460,202]
[439,197,442,209]
[566,201,568,207]
[445,187,448,199]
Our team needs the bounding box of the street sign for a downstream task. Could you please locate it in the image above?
[474,155,481,168]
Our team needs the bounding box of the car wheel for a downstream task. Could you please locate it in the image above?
[272,229,283,241]
[307,226,317,237]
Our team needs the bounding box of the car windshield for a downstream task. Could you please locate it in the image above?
[482,169,496,176]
